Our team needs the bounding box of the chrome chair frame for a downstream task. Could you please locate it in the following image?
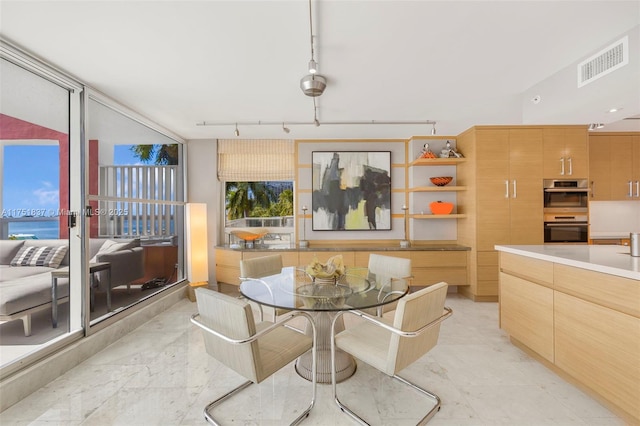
[330,306,453,425]
[191,310,317,426]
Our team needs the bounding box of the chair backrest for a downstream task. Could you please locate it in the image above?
[240,254,283,279]
[195,287,262,382]
[368,253,411,289]
[386,281,448,374]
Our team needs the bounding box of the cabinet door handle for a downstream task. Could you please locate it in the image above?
[505,180,509,198]
[629,181,634,198]
[636,181,639,198]
[567,157,572,175]
[590,180,595,198]
[560,157,565,175]
[512,180,517,198]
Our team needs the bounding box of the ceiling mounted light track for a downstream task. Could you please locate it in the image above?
[197,120,437,127]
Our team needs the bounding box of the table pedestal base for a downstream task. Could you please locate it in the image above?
[294,311,356,384]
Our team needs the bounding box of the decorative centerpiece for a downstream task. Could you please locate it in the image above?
[305,254,345,284]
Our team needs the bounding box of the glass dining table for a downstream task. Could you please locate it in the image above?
[239,266,410,383]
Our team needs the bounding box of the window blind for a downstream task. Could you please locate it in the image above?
[217,139,294,181]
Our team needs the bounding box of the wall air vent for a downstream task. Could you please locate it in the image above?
[578,36,628,88]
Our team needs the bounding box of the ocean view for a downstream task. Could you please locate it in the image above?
[8,220,59,239]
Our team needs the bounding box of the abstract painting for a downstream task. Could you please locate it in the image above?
[311,151,391,230]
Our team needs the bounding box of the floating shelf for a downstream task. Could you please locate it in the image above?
[410,158,466,167]
[409,186,467,192]
[411,214,467,219]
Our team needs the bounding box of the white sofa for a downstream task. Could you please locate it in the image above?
[0,238,144,336]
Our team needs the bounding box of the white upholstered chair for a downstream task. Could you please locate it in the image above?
[191,287,317,426]
[330,282,452,425]
[239,254,285,321]
[367,253,413,316]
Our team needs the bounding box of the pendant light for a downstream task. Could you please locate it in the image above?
[300,0,326,97]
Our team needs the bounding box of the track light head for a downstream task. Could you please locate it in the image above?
[431,123,436,135]
[282,123,290,134]
[234,123,240,136]
[308,59,318,74]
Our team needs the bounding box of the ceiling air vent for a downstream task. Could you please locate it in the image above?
[578,36,628,88]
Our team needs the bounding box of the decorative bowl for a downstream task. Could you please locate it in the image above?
[430,201,454,215]
[430,176,453,187]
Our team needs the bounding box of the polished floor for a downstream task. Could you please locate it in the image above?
[0,293,624,425]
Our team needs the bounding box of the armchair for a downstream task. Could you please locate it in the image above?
[330,282,452,425]
[366,253,413,316]
[239,254,287,321]
[191,288,317,426]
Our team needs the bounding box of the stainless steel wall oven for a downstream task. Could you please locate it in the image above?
[543,179,589,243]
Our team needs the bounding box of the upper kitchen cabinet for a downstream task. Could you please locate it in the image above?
[589,133,640,200]
[456,126,543,301]
[543,127,589,179]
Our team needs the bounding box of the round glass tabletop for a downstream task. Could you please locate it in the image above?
[239,266,409,312]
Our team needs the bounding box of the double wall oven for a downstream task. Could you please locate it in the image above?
[543,179,589,243]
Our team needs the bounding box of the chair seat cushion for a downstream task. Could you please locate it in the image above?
[255,321,313,382]
[335,318,394,373]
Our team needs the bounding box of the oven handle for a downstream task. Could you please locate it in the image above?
[543,188,590,193]
[544,222,588,227]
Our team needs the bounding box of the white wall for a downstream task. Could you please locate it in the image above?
[186,139,219,284]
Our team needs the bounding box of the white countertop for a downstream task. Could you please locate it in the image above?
[495,244,640,281]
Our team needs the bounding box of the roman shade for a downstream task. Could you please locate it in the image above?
[217,139,294,181]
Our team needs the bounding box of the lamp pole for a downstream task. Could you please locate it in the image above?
[400,205,410,248]
[300,205,309,248]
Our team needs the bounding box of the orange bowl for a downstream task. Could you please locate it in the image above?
[430,201,454,215]
[430,176,453,186]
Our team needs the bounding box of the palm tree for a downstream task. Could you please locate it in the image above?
[226,182,276,220]
[130,144,179,165]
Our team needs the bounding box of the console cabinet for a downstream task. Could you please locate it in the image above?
[215,248,468,288]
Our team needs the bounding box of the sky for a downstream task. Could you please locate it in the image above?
[2,144,141,217]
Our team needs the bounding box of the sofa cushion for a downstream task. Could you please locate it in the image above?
[0,271,69,316]
[89,239,138,263]
[0,240,25,265]
[10,245,68,268]
[0,264,56,281]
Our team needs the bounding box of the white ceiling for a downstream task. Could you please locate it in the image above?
[1,0,639,140]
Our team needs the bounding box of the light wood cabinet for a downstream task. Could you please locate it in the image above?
[543,127,589,178]
[214,248,467,288]
[457,126,543,301]
[498,251,640,423]
[589,133,640,200]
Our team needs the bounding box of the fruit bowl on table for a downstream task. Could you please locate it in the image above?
[430,176,453,187]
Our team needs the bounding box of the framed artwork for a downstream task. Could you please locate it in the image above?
[311,151,391,230]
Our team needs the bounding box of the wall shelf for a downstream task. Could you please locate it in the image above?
[411,214,467,219]
[409,186,467,192]
[410,158,466,167]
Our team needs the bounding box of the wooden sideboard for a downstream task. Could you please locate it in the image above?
[214,246,469,288]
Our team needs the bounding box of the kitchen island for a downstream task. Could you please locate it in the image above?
[495,244,639,424]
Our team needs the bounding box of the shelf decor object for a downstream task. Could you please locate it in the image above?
[430,176,453,186]
[430,201,454,215]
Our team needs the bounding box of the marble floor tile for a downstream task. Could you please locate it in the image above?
[0,294,624,425]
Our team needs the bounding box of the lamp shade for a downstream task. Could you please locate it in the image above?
[186,203,209,284]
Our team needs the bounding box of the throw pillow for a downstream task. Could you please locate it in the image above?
[90,239,137,263]
[0,240,25,264]
[10,245,68,268]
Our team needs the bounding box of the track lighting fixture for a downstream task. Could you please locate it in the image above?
[431,123,437,135]
[588,123,605,131]
[282,123,290,134]
[300,0,327,97]
[234,123,240,136]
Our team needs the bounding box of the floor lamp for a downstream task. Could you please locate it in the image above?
[299,205,309,248]
[186,203,209,301]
